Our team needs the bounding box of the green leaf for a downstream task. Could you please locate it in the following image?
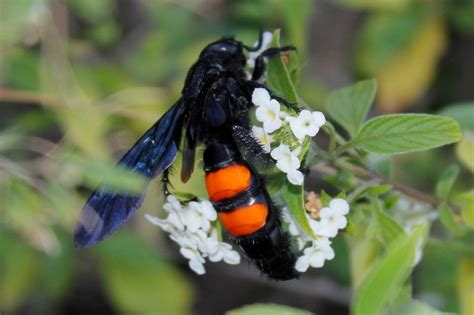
[458,258,474,315]
[437,202,465,236]
[350,238,382,290]
[325,79,377,137]
[354,114,462,154]
[368,184,393,196]
[282,182,316,239]
[435,164,460,200]
[355,8,429,76]
[368,197,405,246]
[266,29,299,104]
[40,231,76,300]
[456,132,474,173]
[334,0,411,10]
[82,161,147,194]
[389,299,443,315]
[353,227,425,315]
[438,102,474,132]
[0,0,44,49]
[0,230,41,312]
[279,0,312,54]
[227,303,312,315]
[455,190,474,229]
[96,232,193,315]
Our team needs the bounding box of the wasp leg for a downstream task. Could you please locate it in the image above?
[245,81,301,113]
[243,29,265,52]
[161,168,173,197]
[251,46,296,81]
[231,125,275,168]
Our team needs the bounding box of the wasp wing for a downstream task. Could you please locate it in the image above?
[74,100,185,248]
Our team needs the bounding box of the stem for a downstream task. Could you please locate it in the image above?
[322,123,337,159]
[312,161,460,214]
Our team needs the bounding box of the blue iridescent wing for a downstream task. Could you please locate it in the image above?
[74,100,185,248]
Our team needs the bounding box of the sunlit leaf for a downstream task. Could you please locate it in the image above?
[353,226,426,315]
[456,132,474,173]
[376,16,446,112]
[227,303,312,315]
[354,114,462,154]
[355,8,428,76]
[458,258,474,315]
[325,79,377,137]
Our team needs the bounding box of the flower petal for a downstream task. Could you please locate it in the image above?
[271,144,291,161]
[287,169,304,185]
[223,249,241,265]
[309,251,326,268]
[330,198,350,215]
[312,111,326,127]
[295,255,310,272]
[189,259,206,275]
[252,88,271,106]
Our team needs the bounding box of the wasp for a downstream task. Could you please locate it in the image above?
[74,32,302,280]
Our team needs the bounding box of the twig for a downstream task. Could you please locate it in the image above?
[0,89,57,105]
[312,161,460,214]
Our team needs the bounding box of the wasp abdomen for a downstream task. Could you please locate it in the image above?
[205,162,269,237]
[203,143,299,280]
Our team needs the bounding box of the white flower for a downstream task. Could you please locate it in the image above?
[247,31,273,68]
[329,198,350,216]
[252,126,273,153]
[145,195,242,275]
[252,88,271,107]
[180,247,206,275]
[270,144,300,173]
[162,195,186,231]
[270,144,304,185]
[144,214,175,233]
[287,110,326,141]
[184,200,217,232]
[256,99,283,133]
[287,169,304,185]
[295,238,335,272]
[208,242,241,264]
[309,198,350,238]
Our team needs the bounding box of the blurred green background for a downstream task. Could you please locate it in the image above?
[0,0,473,314]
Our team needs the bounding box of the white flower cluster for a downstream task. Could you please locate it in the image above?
[251,88,326,185]
[247,31,273,68]
[283,198,350,272]
[145,195,240,275]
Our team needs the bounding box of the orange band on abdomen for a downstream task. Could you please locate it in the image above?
[205,164,251,202]
[218,203,268,237]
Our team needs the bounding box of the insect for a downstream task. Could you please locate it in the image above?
[74,32,301,280]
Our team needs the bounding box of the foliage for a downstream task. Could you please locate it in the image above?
[0,0,472,314]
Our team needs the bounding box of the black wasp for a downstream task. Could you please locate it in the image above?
[74,32,302,280]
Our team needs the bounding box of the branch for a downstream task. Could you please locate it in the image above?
[312,161,460,214]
